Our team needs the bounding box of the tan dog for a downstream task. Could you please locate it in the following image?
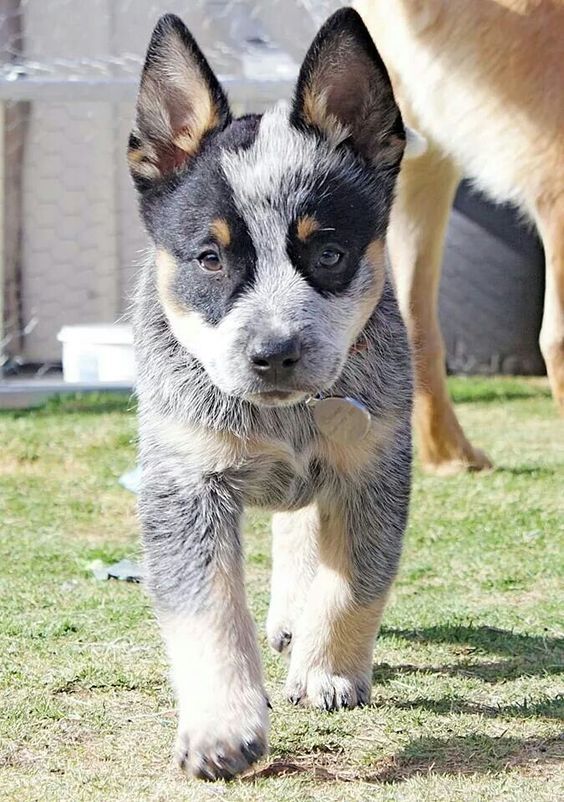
[357,0,564,473]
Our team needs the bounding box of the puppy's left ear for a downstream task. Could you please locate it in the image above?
[291,7,404,167]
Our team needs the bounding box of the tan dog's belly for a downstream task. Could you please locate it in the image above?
[357,0,564,212]
[357,0,564,472]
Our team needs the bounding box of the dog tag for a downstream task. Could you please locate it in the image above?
[310,396,371,445]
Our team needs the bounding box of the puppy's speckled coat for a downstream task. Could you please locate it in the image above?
[129,8,413,781]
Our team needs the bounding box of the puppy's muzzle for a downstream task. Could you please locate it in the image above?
[247,336,302,383]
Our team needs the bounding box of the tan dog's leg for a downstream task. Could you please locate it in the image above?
[389,140,492,473]
[266,506,319,654]
[285,504,389,710]
[536,197,564,412]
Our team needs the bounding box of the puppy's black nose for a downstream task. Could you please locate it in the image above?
[248,337,302,378]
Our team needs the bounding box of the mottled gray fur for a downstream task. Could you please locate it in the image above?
[131,8,413,783]
[133,248,412,777]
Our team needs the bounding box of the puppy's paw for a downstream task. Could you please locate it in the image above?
[285,667,370,711]
[175,732,268,781]
[175,690,269,780]
[266,592,300,656]
[266,617,293,655]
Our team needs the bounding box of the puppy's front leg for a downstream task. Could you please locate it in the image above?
[286,453,409,710]
[140,462,268,780]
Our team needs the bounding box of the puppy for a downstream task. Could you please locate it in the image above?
[357,0,564,473]
[129,8,412,781]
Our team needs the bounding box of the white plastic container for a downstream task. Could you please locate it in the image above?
[57,324,136,384]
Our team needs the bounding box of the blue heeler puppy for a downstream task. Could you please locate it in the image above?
[128,7,414,781]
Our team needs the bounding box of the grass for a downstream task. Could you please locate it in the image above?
[0,377,562,802]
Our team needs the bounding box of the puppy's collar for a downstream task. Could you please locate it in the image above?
[305,333,371,445]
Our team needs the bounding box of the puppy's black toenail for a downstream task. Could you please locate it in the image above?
[194,754,216,781]
[241,738,265,765]
[272,631,292,652]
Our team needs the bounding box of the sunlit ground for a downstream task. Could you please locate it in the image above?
[0,377,562,801]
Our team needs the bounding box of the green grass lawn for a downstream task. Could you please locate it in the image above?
[0,378,562,802]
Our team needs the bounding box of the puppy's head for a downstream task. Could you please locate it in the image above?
[129,8,406,407]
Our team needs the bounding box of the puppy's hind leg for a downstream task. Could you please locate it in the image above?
[388,135,492,473]
[266,505,319,655]
[286,439,411,711]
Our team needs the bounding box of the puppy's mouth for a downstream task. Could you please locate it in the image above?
[247,389,308,407]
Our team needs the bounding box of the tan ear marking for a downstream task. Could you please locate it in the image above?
[302,86,350,147]
[130,20,228,186]
[302,86,327,128]
[210,218,231,248]
[128,147,146,164]
[173,90,220,157]
[127,137,161,180]
[297,215,320,242]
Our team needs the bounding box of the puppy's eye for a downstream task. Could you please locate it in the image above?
[198,250,222,272]
[317,248,343,268]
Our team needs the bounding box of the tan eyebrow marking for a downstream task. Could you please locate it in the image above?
[296,214,320,242]
[210,218,231,247]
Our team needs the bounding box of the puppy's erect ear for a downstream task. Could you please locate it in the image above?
[291,7,404,167]
[128,14,231,190]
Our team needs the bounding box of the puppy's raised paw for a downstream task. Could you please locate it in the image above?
[267,625,293,655]
[285,668,371,711]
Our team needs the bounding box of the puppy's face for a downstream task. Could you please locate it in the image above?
[130,10,406,406]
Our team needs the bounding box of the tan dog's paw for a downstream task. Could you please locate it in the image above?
[175,690,269,780]
[423,443,493,476]
[285,667,371,711]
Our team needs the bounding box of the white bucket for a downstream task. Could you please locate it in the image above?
[57,324,136,384]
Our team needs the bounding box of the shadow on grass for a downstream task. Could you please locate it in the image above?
[494,465,559,477]
[373,733,562,783]
[373,659,562,685]
[381,624,563,659]
[246,735,561,784]
[374,625,563,684]
[376,695,564,722]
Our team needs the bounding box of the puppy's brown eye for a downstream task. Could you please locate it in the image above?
[198,250,222,272]
[317,248,342,268]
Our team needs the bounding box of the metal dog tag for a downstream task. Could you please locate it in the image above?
[309,396,371,445]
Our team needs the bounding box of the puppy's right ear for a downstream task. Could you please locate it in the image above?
[128,14,231,191]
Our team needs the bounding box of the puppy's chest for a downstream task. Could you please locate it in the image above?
[155,417,386,509]
[237,438,320,511]
[238,422,390,508]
